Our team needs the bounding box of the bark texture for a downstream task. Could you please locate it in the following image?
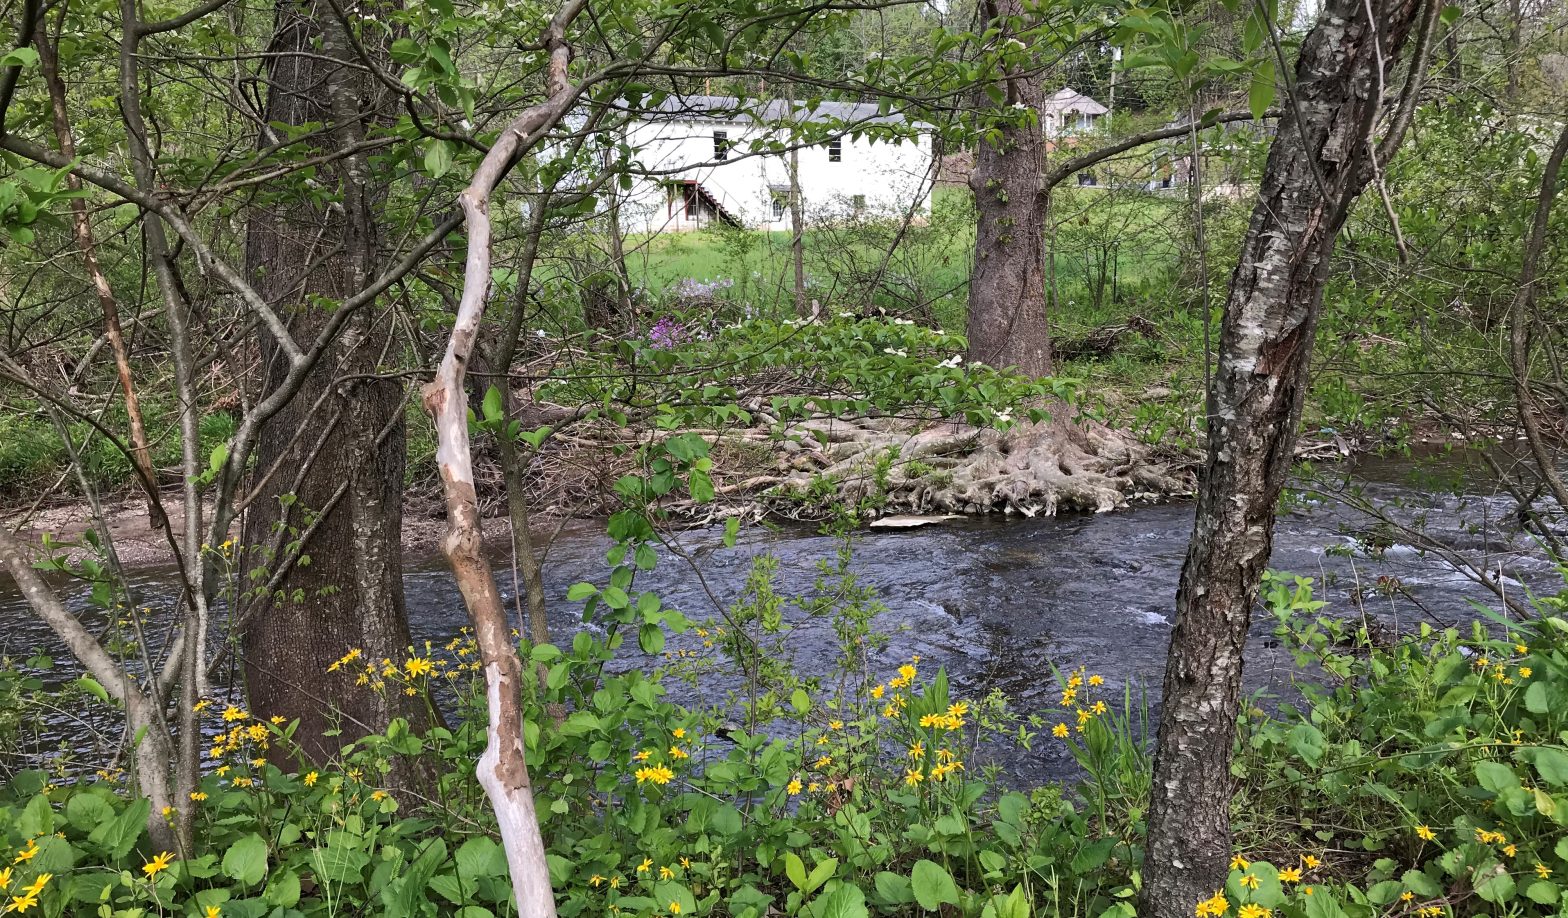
[965,0,1051,378]
[1141,3,1430,915]
[239,0,424,763]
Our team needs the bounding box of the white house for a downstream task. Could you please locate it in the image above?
[619,95,934,234]
[1041,88,1108,138]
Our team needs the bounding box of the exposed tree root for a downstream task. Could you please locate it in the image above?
[771,414,1193,517]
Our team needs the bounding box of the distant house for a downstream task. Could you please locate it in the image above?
[620,95,934,234]
[1041,88,1108,139]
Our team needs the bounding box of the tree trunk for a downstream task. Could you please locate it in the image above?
[1140,3,1431,916]
[966,2,1050,377]
[1507,125,1568,513]
[790,143,808,318]
[239,0,426,766]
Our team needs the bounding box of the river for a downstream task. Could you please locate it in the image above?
[0,449,1556,784]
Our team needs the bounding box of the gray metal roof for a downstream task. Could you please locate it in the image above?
[1041,87,1108,116]
[641,94,909,126]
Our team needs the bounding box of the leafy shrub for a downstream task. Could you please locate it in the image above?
[1236,573,1568,916]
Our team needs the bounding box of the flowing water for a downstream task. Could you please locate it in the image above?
[1,450,1557,783]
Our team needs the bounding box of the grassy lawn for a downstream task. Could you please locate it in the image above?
[618,185,1190,334]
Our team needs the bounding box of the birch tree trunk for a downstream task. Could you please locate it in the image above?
[1141,3,1432,915]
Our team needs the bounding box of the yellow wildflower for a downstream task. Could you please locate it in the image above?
[904,768,924,786]
[1053,723,1069,738]
[636,858,652,874]
[1279,867,1301,883]
[1239,873,1259,890]
[659,866,673,880]
[11,842,36,865]
[669,746,689,760]
[1520,667,1532,678]
[142,851,175,879]
[635,765,675,785]
[672,728,686,739]
[908,742,925,760]
[898,664,916,681]
[1537,863,1552,879]
[787,779,803,795]
[870,684,885,699]
[1415,825,1436,841]
[1229,855,1250,871]
[1238,905,1271,918]
[669,902,682,914]
[1302,855,1322,869]
[828,720,843,730]
[20,875,48,897]
[189,791,208,801]
[813,756,832,769]
[590,875,605,887]
[222,706,246,722]
[206,907,222,918]
[404,657,435,678]
[304,771,318,786]
[1088,674,1104,686]
[5,891,39,913]
[634,750,654,762]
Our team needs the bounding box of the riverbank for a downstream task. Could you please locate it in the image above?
[0,415,1499,569]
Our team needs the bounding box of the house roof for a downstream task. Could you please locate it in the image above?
[1041,87,1108,117]
[640,94,910,126]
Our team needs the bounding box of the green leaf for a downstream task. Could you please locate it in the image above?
[1475,760,1520,793]
[911,860,960,910]
[1532,748,1568,786]
[73,676,109,704]
[1248,59,1276,121]
[785,852,808,891]
[874,871,914,905]
[817,883,869,918]
[89,796,149,858]
[805,857,838,895]
[223,833,269,887]
[264,869,301,908]
[424,140,454,178]
[790,688,811,714]
[455,836,504,883]
[1476,867,1516,904]
[64,793,113,832]
[638,622,665,654]
[566,582,597,601]
[481,385,503,423]
[0,48,39,69]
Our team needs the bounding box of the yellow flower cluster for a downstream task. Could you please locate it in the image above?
[0,858,51,914]
[634,765,675,785]
[917,701,968,731]
[328,641,478,694]
[1195,890,1229,917]
[1054,667,1109,739]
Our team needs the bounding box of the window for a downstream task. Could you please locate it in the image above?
[851,194,866,212]
[827,137,842,162]
[771,191,788,221]
[713,130,729,161]
[1077,171,1097,187]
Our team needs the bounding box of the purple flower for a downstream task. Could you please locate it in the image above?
[649,316,687,349]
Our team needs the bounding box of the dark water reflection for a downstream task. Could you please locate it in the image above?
[1,450,1558,785]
